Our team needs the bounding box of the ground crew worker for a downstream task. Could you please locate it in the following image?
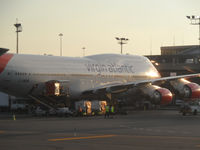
[111,105,114,115]
[105,105,110,118]
[78,106,83,116]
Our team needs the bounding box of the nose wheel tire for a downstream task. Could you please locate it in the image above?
[193,110,197,115]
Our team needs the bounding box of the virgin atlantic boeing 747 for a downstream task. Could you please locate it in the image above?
[0,48,200,106]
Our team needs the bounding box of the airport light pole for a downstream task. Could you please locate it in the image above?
[59,33,63,56]
[14,20,22,54]
[186,15,200,48]
[115,37,129,54]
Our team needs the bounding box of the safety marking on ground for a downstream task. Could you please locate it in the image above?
[196,145,200,148]
[48,134,117,141]
[0,130,5,134]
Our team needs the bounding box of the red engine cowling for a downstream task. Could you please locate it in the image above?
[141,85,173,105]
[170,79,200,99]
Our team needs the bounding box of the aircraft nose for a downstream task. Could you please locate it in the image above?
[0,54,13,74]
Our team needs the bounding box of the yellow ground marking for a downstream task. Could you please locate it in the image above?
[48,134,117,141]
[0,130,5,134]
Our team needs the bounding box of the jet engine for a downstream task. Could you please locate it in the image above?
[141,84,173,105]
[170,79,200,99]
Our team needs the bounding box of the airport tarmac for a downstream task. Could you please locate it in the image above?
[1,110,200,150]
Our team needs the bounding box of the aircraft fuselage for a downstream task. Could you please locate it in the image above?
[0,53,160,98]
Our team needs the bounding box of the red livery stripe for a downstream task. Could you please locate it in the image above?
[0,54,13,74]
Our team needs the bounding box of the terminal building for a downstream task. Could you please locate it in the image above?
[146,45,200,77]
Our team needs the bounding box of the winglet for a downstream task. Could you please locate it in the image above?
[0,48,9,56]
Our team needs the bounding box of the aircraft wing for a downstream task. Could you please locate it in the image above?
[128,73,200,86]
[82,82,131,95]
[82,73,200,95]
[0,48,9,56]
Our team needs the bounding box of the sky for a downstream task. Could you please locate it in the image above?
[0,0,200,57]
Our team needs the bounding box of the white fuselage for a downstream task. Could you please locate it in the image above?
[0,53,160,98]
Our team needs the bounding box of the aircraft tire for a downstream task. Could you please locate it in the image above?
[193,110,197,115]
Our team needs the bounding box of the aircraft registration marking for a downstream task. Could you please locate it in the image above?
[48,134,117,141]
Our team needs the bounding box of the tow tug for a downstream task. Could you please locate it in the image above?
[180,100,200,116]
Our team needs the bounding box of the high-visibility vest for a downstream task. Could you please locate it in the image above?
[105,106,109,112]
[111,106,114,113]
